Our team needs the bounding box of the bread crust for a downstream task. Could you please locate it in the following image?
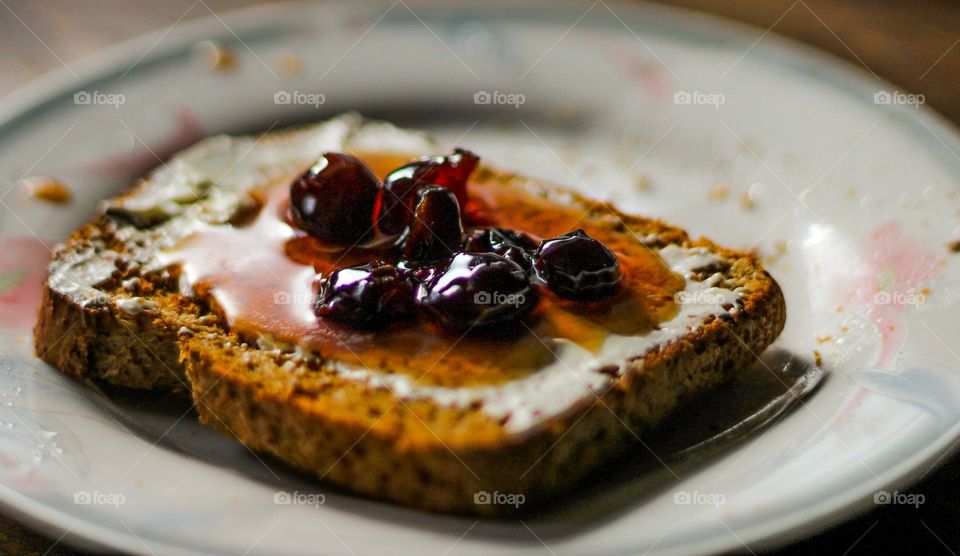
[181,220,784,515]
[34,121,786,516]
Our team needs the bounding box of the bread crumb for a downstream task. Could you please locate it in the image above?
[633,174,652,192]
[194,40,235,72]
[845,187,857,197]
[708,184,729,201]
[121,277,140,292]
[816,335,833,344]
[275,50,302,76]
[559,143,579,164]
[738,192,755,211]
[21,176,71,204]
[949,240,960,253]
[813,350,823,367]
[116,297,158,315]
[764,240,788,264]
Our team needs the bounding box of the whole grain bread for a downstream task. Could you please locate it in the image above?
[34,115,785,515]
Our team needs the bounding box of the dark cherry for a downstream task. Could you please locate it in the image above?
[376,148,479,235]
[417,252,538,330]
[315,262,415,327]
[534,229,623,299]
[289,152,380,244]
[463,227,538,273]
[401,186,463,262]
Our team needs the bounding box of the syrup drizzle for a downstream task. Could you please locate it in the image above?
[159,153,684,387]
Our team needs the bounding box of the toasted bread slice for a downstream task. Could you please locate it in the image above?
[35,114,785,515]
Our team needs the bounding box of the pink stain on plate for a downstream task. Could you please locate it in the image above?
[590,31,672,102]
[833,221,943,424]
[843,221,941,369]
[0,237,51,331]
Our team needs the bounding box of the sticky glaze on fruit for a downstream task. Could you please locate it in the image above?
[376,149,479,236]
[289,152,380,244]
[534,229,623,299]
[401,186,463,262]
[463,227,538,274]
[290,151,626,333]
[417,252,538,330]
[316,262,416,327]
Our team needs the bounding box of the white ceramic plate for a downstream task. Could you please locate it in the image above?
[1,1,959,554]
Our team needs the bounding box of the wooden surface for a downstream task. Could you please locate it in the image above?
[1,0,958,554]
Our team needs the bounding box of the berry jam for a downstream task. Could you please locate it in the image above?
[463,227,538,274]
[290,152,625,331]
[376,148,479,235]
[401,185,463,263]
[289,152,380,244]
[315,262,416,328]
[162,150,684,387]
[417,252,537,330]
[534,229,623,299]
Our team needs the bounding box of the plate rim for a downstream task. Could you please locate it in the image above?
[1,1,959,554]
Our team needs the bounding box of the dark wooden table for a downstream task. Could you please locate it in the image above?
[1,1,958,553]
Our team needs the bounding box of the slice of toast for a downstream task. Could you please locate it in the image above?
[35,114,785,515]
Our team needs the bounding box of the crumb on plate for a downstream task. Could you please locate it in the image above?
[194,40,235,72]
[20,176,71,204]
[276,50,302,76]
[708,184,729,201]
